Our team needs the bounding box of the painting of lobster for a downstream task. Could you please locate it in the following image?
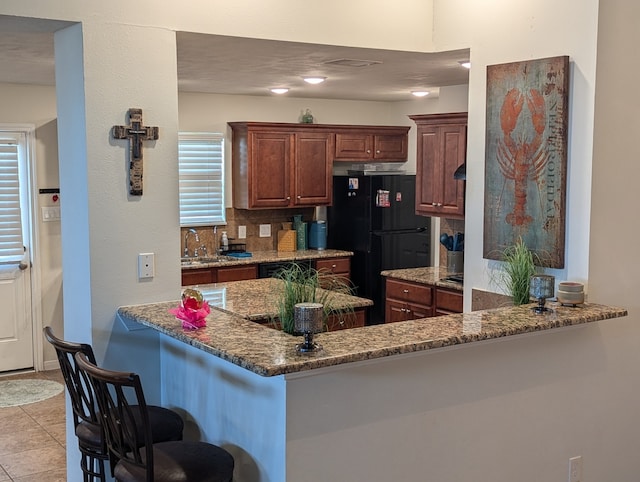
[497,87,548,227]
[484,56,569,269]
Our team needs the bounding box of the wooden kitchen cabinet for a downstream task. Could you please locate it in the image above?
[384,278,434,322]
[230,122,333,209]
[434,287,463,316]
[181,267,213,286]
[334,126,409,161]
[409,113,467,218]
[181,264,258,286]
[384,277,463,322]
[315,256,351,288]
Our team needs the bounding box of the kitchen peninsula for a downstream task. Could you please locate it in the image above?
[118,296,626,481]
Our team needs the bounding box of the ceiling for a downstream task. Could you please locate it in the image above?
[0,15,470,102]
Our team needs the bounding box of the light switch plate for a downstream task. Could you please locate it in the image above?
[238,225,247,239]
[259,224,271,237]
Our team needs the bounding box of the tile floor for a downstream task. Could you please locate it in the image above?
[0,369,67,481]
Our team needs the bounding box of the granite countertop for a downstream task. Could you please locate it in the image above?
[193,277,372,321]
[118,293,627,377]
[181,249,353,270]
[381,266,463,291]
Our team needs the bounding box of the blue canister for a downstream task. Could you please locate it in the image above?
[308,221,327,250]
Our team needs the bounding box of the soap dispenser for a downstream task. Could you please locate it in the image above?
[221,231,229,252]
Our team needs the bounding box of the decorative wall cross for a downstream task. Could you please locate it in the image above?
[112,108,159,196]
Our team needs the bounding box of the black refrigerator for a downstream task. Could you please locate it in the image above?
[327,174,431,324]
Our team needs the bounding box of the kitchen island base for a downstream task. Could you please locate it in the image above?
[156,318,620,482]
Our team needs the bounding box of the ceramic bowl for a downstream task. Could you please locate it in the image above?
[558,281,584,293]
[557,289,585,305]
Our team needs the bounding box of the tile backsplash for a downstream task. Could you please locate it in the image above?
[439,217,465,267]
[181,207,316,256]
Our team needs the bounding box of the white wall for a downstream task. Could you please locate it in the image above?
[433,0,599,302]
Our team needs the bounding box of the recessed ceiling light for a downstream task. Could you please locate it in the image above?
[411,91,430,97]
[459,60,471,69]
[303,76,327,85]
[270,88,289,94]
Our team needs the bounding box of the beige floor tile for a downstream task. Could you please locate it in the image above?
[13,467,68,482]
[22,393,66,426]
[46,421,68,447]
[0,410,42,433]
[0,444,66,479]
[0,405,24,422]
[0,467,10,481]
[0,426,57,456]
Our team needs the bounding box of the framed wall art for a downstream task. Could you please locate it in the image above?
[483,55,569,268]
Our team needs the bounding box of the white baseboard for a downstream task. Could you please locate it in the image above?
[43,359,60,371]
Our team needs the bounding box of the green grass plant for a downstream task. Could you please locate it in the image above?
[273,262,354,334]
[500,237,538,305]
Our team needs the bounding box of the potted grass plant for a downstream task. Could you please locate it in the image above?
[498,237,539,305]
[272,262,355,334]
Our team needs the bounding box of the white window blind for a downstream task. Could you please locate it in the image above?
[0,134,25,264]
[178,132,225,226]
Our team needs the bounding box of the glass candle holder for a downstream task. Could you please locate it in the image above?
[530,274,555,314]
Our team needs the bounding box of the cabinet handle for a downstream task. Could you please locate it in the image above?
[437,203,443,207]
[332,264,337,269]
[403,289,409,294]
[366,149,371,153]
[376,150,381,154]
[432,202,437,206]
[297,195,301,199]
[286,196,291,200]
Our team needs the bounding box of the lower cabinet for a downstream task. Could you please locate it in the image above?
[181,264,258,286]
[384,278,462,323]
[315,257,351,288]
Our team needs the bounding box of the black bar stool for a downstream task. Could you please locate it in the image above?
[43,327,185,482]
[75,351,234,482]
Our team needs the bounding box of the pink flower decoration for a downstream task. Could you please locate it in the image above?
[169,299,210,330]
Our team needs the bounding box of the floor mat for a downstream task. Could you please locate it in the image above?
[0,379,64,407]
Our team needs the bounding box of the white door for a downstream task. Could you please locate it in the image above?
[0,129,34,372]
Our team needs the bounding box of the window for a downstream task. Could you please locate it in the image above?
[178,132,225,226]
[0,130,30,265]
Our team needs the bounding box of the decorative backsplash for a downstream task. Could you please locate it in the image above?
[439,217,465,266]
[181,207,315,256]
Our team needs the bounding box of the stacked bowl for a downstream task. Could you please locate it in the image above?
[557,281,585,306]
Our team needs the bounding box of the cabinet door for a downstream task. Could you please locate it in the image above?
[294,132,333,206]
[415,125,466,217]
[214,265,258,283]
[435,287,463,315]
[249,131,292,208]
[373,134,408,160]
[334,132,373,159]
[181,268,213,286]
[438,125,466,217]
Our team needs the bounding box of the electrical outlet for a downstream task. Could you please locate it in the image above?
[259,224,271,238]
[138,253,155,279]
[238,225,247,239]
[569,456,582,482]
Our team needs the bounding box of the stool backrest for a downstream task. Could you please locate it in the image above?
[75,351,156,481]
[43,327,101,430]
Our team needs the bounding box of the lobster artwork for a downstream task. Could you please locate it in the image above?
[497,87,548,227]
[483,56,570,269]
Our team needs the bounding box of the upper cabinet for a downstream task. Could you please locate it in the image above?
[230,122,333,209]
[230,122,409,210]
[334,126,409,161]
[409,113,467,219]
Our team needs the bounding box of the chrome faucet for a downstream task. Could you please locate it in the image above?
[183,228,200,257]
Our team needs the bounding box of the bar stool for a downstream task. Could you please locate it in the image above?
[75,351,235,482]
[43,327,184,482]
